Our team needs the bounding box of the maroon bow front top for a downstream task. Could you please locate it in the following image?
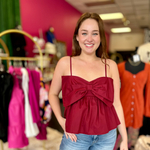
[62,57,120,135]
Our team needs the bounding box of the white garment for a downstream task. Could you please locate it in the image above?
[21,68,39,137]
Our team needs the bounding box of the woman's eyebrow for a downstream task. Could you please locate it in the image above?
[81,29,99,32]
[81,29,88,32]
[92,30,99,32]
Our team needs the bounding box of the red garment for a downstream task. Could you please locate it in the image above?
[62,57,120,135]
[118,62,150,129]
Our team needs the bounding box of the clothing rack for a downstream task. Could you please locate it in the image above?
[0,56,50,70]
[0,29,44,72]
[0,38,10,69]
[0,56,40,61]
[0,29,46,150]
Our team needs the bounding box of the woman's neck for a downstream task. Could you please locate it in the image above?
[78,53,98,63]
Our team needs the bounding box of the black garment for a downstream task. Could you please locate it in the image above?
[139,116,150,136]
[125,60,145,74]
[10,33,26,56]
[0,71,13,142]
[10,33,26,67]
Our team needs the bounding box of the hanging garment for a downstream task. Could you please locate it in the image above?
[31,70,41,104]
[21,68,39,137]
[35,122,47,140]
[27,69,47,140]
[0,71,13,142]
[39,87,52,124]
[10,32,26,57]
[31,70,47,140]
[10,33,26,67]
[8,66,28,148]
[26,69,41,123]
[118,62,150,129]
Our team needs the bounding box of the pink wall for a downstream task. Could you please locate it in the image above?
[20,0,82,57]
[20,0,110,57]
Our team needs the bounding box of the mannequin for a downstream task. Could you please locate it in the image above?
[117,47,150,150]
[125,54,145,74]
[138,45,150,137]
[125,47,145,74]
[137,42,150,63]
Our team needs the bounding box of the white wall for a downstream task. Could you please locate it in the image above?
[109,33,144,53]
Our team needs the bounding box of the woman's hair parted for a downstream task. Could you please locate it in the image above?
[72,12,109,60]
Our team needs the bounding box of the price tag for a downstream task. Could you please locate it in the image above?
[133,54,140,62]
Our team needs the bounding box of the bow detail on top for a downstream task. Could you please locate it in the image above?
[62,77,114,107]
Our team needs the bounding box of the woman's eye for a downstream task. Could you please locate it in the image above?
[82,33,87,35]
[93,33,98,35]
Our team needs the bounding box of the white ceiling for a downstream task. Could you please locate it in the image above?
[65,0,150,34]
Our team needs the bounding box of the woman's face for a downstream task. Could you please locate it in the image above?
[76,18,101,55]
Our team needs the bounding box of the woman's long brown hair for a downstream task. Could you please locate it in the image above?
[72,12,109,63]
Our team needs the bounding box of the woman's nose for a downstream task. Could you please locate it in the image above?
[87,34,93,42]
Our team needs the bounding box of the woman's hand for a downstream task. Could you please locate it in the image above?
[59,117,77,142]
[120,140,128,150]
[65,132,77,142]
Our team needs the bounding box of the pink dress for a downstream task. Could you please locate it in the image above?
[8,66,28,148]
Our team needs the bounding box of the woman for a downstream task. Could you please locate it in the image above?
[49,12,128,150]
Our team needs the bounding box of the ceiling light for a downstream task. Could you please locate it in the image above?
[111,27,131,33]
[123,20,130,26]
[99,13,123,20]
[122,17,130,26]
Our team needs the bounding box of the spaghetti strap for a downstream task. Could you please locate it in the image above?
[70,56,72,76]
[105,59,107,77]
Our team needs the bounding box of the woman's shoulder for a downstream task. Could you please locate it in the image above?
[57,56,70,66]
[105,59,120,75]
[59,56,70,62]
[105,59,117,67]
[54,56,71,76]
[105,59,120,78]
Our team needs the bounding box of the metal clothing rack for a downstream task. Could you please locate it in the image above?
[0,29,44,72]
[0,29,46,150]
[0,38,10,68]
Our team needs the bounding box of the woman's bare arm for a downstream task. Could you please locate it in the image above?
[48,56,77,142]
[109,59,128,150]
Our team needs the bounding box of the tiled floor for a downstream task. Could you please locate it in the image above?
[1,127,63,150]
